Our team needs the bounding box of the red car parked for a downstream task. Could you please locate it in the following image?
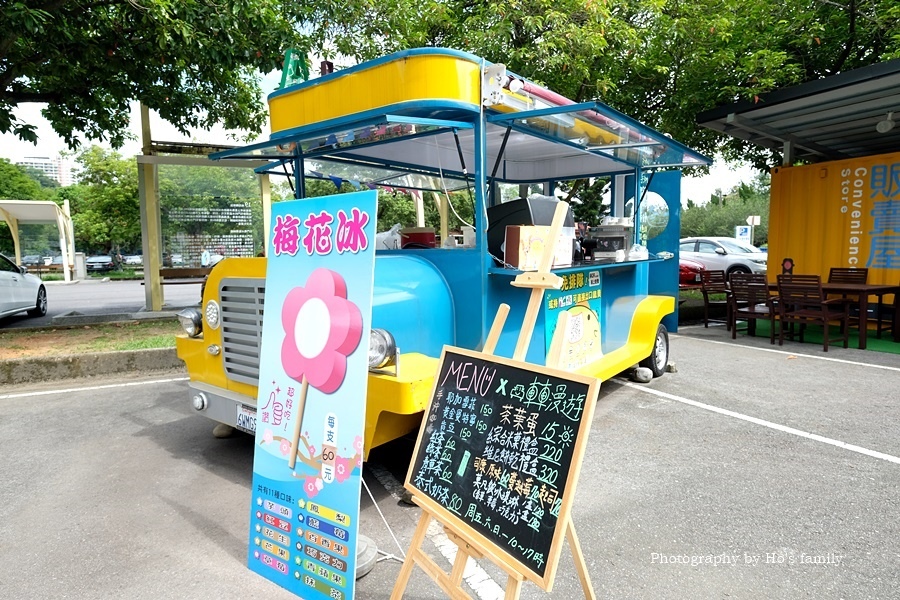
[679,257,706,288]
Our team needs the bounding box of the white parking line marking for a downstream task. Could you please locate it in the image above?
[0,377,189,400]
[674,333,900,372]
[613,379,900,465]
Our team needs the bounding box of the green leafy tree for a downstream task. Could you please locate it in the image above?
[565,178,609,226]
[440,190,476,232]
[1,0,306,148]
[376,192,419,232]
[313,0,899,168]
[18,166,60,189]
[0,159,54,253]
[0,158,50,200]
[8,0,897,177]
[681,172,770,244]
[69,146,141,255]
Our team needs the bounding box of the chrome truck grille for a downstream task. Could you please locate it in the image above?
[218,278,265,386]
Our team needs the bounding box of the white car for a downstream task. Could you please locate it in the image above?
[0,253,47,319]
[679,236,768,276]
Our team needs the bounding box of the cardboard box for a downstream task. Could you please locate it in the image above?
[504,225,574,271]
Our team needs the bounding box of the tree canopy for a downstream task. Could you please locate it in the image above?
[66,146,142,255]
[0,158,59,255]
[0,158,51,200]
[681,171,771,243]
[3,0,899,170]
[1,0,304,148]
[309,0,900,167]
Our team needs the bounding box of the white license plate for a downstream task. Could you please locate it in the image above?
[236,404,257,434]
[694,274,702,282]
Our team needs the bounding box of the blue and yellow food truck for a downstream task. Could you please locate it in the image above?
[175,48,710,456]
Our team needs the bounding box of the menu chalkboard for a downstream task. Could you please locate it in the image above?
[405,346,599,589]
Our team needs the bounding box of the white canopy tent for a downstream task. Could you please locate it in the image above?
[0,200,76,282]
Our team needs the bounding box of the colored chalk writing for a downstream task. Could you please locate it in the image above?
[407,347,598,582]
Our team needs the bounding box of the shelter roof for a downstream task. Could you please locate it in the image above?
[696,59,900,163]
[0,200,66,224]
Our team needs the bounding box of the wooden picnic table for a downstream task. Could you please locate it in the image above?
[769,280,899,350]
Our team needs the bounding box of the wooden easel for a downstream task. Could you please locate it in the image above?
[391,203,597,600]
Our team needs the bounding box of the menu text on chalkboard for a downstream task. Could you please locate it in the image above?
[405,346,599,589]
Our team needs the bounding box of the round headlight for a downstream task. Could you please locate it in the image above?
[368,328,396,369]
[177,308,203,338]
[191,392,208,411]
[205,300,220,329]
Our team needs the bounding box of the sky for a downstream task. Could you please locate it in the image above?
[0,101,759,206]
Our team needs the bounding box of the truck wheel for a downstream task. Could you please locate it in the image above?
[639,324,669,378]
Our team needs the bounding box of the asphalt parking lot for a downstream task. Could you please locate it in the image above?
[1,323,898,599]
[0,278,200,329]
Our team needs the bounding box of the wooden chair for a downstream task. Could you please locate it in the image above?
[876,287,896,339]
[828,267,869,323]
[700,270,730,328]
[827,267,868,285]
[776,273,850,351]
[729,273,777,344]
[827,267,870,330]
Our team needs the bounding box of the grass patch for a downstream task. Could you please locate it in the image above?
[679,288,704,301]
[118,334,177,351]
[0,319,183,360]
[87,269,143,280]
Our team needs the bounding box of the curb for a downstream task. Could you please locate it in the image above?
[0,347,184,386]
[50,310,177,327]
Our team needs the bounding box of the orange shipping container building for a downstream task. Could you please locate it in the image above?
[769,150,900,286]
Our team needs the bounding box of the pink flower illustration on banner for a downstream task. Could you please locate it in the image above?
[335,456,352,483]
[262,430,274,444]
[303,476,322,498]
[281,268,363,393]
[353,435,364,455]
[279,439,291,456]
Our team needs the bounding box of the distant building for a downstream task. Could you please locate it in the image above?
[15,155,76,186]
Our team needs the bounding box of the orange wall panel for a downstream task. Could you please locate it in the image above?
[769,151,900,286]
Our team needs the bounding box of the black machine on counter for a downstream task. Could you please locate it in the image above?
[581,223,634,259]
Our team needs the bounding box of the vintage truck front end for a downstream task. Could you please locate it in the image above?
[176,253,456,457]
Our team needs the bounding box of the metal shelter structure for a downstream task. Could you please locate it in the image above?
[0,199,75,281]
[698,58,900,306]
[136,105,272,311]
[697,58,900,164]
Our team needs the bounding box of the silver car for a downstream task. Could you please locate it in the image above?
[679,237,768,276]
[0,253,47,319]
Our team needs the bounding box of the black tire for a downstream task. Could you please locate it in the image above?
[727,265,751,277]
[639,324,669,378]
[28,286,47,317]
